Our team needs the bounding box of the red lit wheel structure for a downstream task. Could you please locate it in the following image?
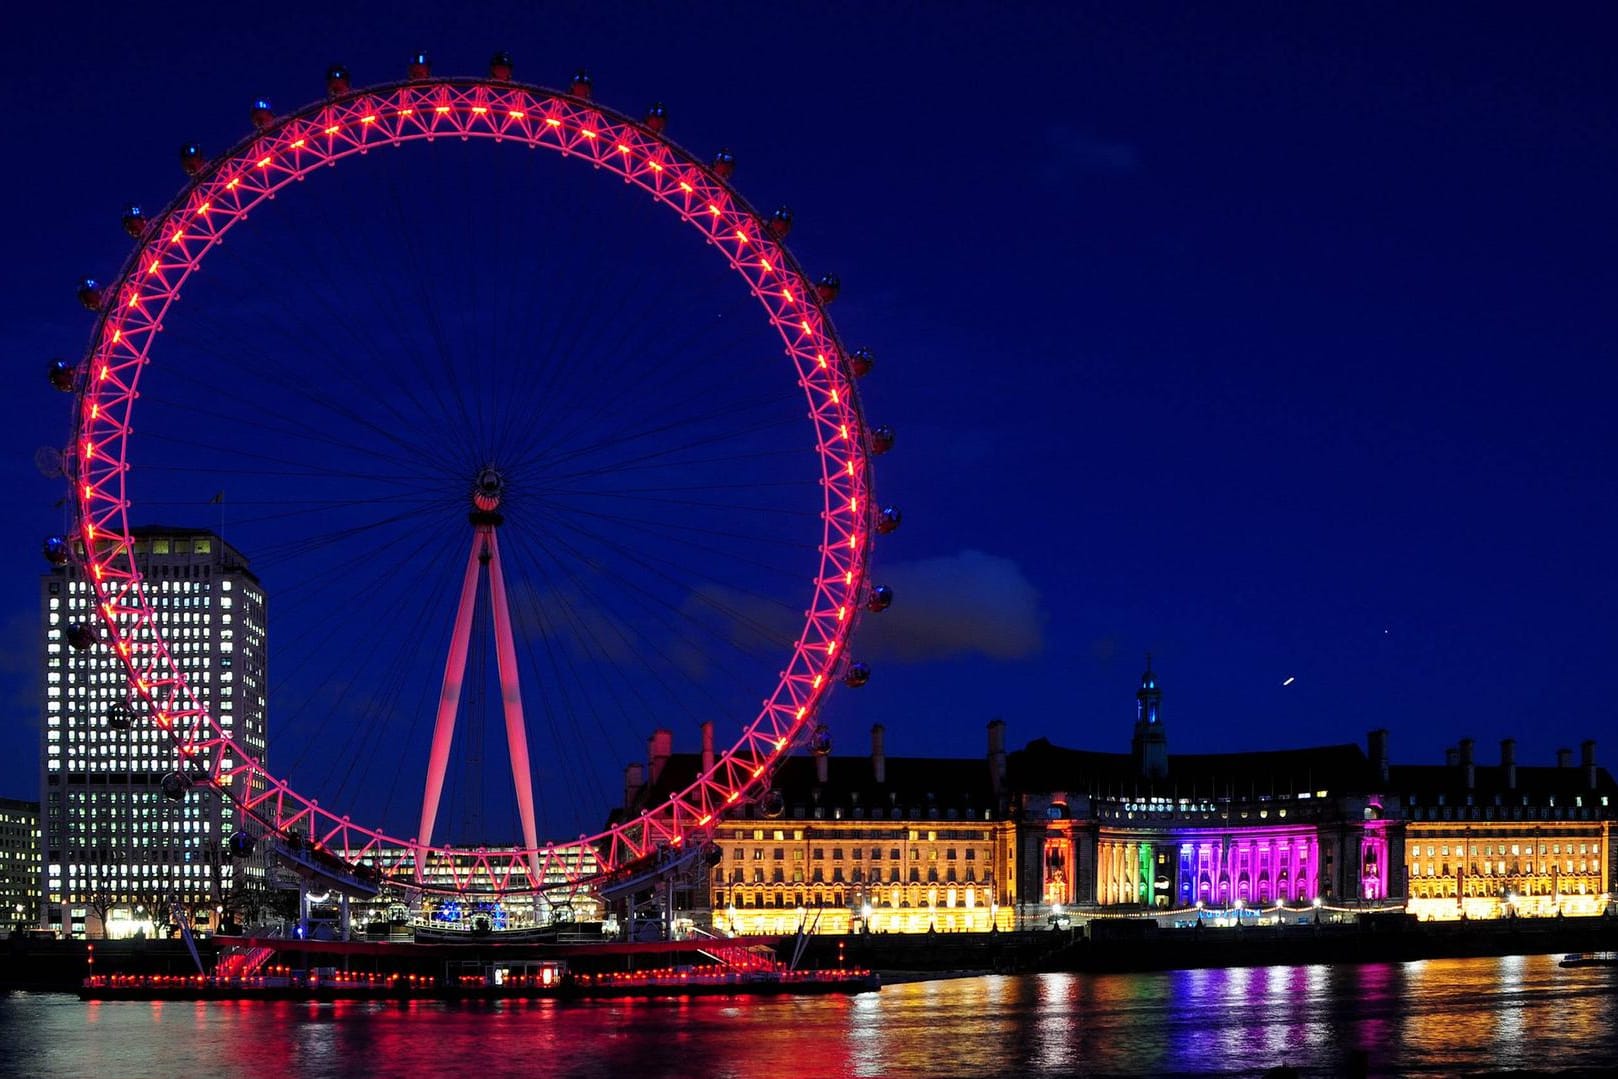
[62,59,893,899]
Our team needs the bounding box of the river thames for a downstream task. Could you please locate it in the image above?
[3,954,1614,1078]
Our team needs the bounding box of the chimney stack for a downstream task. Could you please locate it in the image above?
[1557,747,1573,769]
[1583,740,1597,790]
[1445,746,1459,768]
[816,749,829,784]
[871,724,886,784]
[624,762,645,807]
[1368,729,1390,785]
[701,721,715,775]
[648,729,672,785]
[988,718,1007,795]
[1500,738,1516,790]
[1459,738,1475,789]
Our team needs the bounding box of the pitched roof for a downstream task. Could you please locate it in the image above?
[1009,737,1376,798]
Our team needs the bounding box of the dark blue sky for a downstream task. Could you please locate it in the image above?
[3,2,1616,830]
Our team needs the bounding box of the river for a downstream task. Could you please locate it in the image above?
[3,953,1614,1077]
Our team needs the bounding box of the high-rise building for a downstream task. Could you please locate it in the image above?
[0,798,41,935]
[40,527,268,938]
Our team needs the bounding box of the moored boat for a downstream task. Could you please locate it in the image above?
[1559,951,1618,968]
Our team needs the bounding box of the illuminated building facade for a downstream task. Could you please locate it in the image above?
[622,723,1019,935]
[1011,661,1396,920]
[40,527,268,937]
[1393,738,1614,919]
[0,798,41,935]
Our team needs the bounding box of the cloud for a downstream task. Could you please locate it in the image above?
[1043,126,1141,179]
[859,550,1045,663]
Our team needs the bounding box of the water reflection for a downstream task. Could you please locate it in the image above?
[2,955,1615,1078]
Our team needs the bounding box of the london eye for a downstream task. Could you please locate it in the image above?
[54,53,896,916]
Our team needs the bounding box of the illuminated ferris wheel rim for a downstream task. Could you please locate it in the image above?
[67,65,887,895]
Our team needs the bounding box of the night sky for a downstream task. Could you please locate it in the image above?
[3,3,1615,835]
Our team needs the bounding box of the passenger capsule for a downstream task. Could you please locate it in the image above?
[643,103,668,133]
[711,148,736,180]
[160,771,191,802]
[66,623,99,650]
[489,51,514,81]
[767,205,793,239]
[869,424,895,455]
[866,584,894,612]
[849,347,875,378]
[76,278,104,311]
[105,703,134,732]
[810,724,833,756]
[48,359,76,393]
[760,789,785,818]
[325,64,351,97]
[843,662,871,688]
[121,205,147,239]
[570,69,592,99]
[227,830,257,858]
[249,99,275,129]
[179,144,207,177]
[407,52,432,81]
[876,506,902,534]
[815,274,840,304]
[42,535,71,565]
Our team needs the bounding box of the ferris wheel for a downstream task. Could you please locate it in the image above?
[52,53,898,899]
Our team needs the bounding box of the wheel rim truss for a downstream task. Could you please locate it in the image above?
[69,77,878,895]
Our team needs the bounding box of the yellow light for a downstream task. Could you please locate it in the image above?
[148,259,159,272]
[812,674,823,688]
[324,125,340,134]
[848,497,858,513]
[708,204,720,216]
[398,108,414,116]
[111,331,121,343]
[726,791,739,803]
[839,424,849,440]
[679,182,693,192]
[782,288,794,302]
[126,296,137,308]
[198,202,211,213]
[581,128,597,139]
[82,440,93,460]
[760,258,773,271]
[774,738,786,750]
[837,606,847,622]
[830,389,839,403]
[827,641,838,655]
[256,156,271,167]
[795,707,807,719]
[360,115,377,124]
[471,107,488,115]
[845,571,853,585]
[617,143,630,153]
[848,534,859,549]
[171,229,183,243]
[845,461,854,476]
[90,404,100,418]
[649,161,663,172]
[436,106,452,114]
[735,230,748,243]
[508,110,525,119]
[698,815,711,826]
[752,766,764,778]
[82,483,93,500]
[291,139,306,148]
[226,178,238,189]
[545,118,561,127]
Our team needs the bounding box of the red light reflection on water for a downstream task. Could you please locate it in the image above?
[3,957,1616,1078]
